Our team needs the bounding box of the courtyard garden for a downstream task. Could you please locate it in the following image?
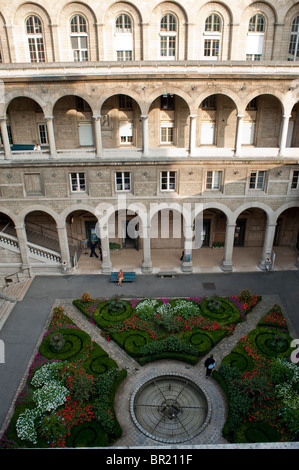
[0,289,298,447]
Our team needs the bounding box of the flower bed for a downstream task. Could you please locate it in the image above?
[74,291,260,365]
[0,306,126,449]
[215,302,298,443]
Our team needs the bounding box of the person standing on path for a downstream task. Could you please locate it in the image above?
[204,354,215,378]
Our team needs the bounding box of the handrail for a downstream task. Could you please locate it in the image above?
[26,221,82,245]
[4,267,31,286]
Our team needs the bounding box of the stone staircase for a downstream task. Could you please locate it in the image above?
[0,277,34,330]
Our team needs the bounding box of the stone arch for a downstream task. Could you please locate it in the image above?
[51,90,95,115]
[243,89,285,114]
[100,92,143,148]
[5,96,48,148]
[195,92,239,148]
[242,92,284,148]
[3,91,47,116]
[145,87,192,115]
[98,89,143,114]
[17,205,60,226]
[233,201,273,223]
[52,94,95,150]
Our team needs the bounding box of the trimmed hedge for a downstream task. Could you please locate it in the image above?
[216,307,297,443]
[1,307,125,449]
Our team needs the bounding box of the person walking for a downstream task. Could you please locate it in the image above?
[89,241,99,258]
[204,354,215,378]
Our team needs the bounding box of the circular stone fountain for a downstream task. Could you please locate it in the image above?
[130,373,211,444]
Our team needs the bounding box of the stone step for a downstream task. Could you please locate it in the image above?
[0,299,15,330]
[2,277,34,301]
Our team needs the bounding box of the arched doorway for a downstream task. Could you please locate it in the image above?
[101,94,142,149]
[6,97,47,150]
[66,210,101,272]
[192,209,227,270]
[108,209,143,271]
[273,207,299,269]
[53,95,94,150]
[0,212,21,276]
[232,208,267,269]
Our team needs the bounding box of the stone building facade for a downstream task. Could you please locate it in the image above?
[0,0,299,277]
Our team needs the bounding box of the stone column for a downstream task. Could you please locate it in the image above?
[0,118,11,159]
[57,225,72,273]
[141,115,149,157]
[141,224,152,273]
[234,114,244,157]
[93,115,103,158]
[45,116,57,158]
[258,222,276,270]
[181,223,193,273]
[221,222,236,272]
[99,223,112,274]
[279,114,291,157]
[14,225,30,270]
[189,115,197,156]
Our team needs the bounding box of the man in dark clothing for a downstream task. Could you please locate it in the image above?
[89,241,99,258]
[204,354,215,378]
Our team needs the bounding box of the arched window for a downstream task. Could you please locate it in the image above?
[115,14,133,61]
[70,14,88,61]
[246,14,265,61]
[160,14,177,58]
[116,14,132,33]
[204,14,222,59]
[248,14,265,32]
[26,16,45,62]
[289,16,299,61]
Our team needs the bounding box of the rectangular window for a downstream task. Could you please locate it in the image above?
[160,122,174,144]
[119,121,133,144]
[38,123,48,145]
[117,50,133,61]
[249,171,265,190]
[119,95,133,109]
[201,122,215,145]
[242,122,255,145]
[160,171,176,191]
[0,124,13,145]
[160,36,176,57]
[204,39,219,58]
[115,172,131,191]
[70,172,86,192]
[246,54,261,61]
[206,171,222,190]
[161,94,175,110]
[71,36,88,61]
[291,170,299,189]
[28,37,45,62]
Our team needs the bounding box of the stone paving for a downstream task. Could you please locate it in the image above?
[53,293,283,447]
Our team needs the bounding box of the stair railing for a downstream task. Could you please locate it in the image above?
[4,267,31,286]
